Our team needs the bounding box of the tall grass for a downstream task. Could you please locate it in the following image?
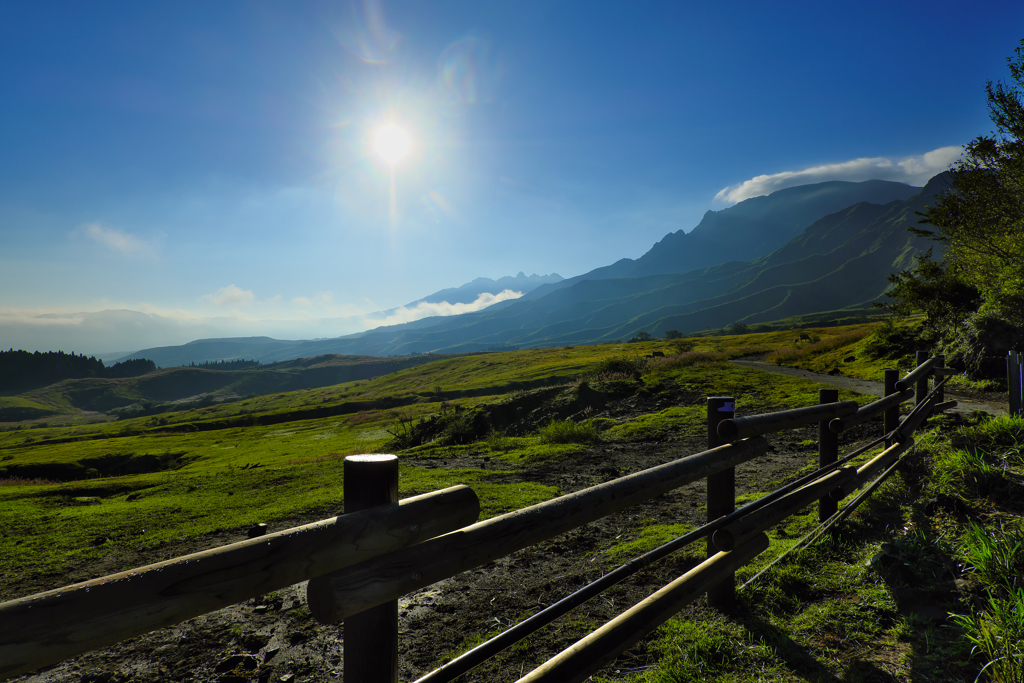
[646,346,768,373]
[957,522,1024,592]
[538,418,601,445]
[956,416,1024,466]
[766,330,871,365]
[930,447,1003,499]
[951,588,1024,683]
[942,416,1024,682]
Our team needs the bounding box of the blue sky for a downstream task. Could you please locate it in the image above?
[1,1,1022,354]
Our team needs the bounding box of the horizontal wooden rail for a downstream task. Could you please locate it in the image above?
[933,400,958,412]
[515,534,770,683]
[830,438,915,500]
[717,401,858,442]
[894,378,949,441]
[306,438,769,623]
[895,356,938,392]
[0,485,480,681]
[932,367,960,377]
[712,467,856,551]
[829,389,914,433]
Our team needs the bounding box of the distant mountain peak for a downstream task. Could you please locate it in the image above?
[408,272,563,307]
[623,178,922,278]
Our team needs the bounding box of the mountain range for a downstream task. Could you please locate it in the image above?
[121,175,947,366]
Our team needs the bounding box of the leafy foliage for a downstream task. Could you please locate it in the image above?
[884,40,1024,371]
[860,319,928,363]
[881,249,981,337]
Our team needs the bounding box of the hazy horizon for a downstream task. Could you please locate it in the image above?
[2,1,1021,354]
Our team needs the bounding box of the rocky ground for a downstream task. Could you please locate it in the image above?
[6,364,1008,683]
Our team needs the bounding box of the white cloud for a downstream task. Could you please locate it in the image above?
[368,289,523,327]
[81,222,158,257]
[714,145,964,205]
[0,290,524,356]
[293,292,335,308]
[202,285,255,307]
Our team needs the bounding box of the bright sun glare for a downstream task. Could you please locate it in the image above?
[375,124,411,165]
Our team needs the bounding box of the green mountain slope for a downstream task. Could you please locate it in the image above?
[109,175,944,363]
[316,173,947,351]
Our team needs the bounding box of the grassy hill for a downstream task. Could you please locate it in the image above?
[2,322,1018,682]
[202,175,942,357]
[0,352,475,423]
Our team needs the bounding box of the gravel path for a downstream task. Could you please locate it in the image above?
[729,358,1008,417]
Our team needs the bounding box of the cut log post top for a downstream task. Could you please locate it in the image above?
[0,485,479,681]
[895,356,938,392]
[305,437,769,624]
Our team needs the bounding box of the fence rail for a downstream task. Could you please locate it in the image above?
[1011,350,1023,417]
[0,486,480,680]
[0,352,964,682]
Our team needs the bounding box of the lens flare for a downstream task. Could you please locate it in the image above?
[374,124,410,164]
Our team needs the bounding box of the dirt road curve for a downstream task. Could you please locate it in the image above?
[729,358,1008,417]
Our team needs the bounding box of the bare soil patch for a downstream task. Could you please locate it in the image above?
[10,418,887,683]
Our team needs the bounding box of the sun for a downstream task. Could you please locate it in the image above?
[374,124,411,165]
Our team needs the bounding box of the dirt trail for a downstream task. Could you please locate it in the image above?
[729,357,1009,417]
[8,366,1008,683]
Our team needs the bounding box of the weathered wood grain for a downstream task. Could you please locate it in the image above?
[515,533,770,683]
[0,484,479,680]
[307,438,770,623]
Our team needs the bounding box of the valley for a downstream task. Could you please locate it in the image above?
[2,323,1018,682]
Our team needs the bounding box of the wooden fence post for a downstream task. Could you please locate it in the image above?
[915,351,929,413]
[883,369,898,446]
[818,389,839,523]
[706,396,735,608]
[935,354,945,411]
[1010,351,1023,417]
[343,454,399,683]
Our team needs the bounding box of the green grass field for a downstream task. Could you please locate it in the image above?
[0,329,878,589]
[5,320,1016,681]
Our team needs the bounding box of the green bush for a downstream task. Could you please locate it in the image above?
[538,418,601,445]
[767,330,873,366]
[862,319,928,364]
[586,357,647,380]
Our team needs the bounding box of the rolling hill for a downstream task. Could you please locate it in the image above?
[252,173,948,354]
[114,177,930,365]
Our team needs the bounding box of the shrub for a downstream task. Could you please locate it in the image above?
[862,319,927,363]
[767,330,873,366]
[586,357,647,380]
[539,418,601,445]
[485,429,513,452]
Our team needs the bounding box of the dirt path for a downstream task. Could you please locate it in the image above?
[729,357,1008,417]
[8,369,1007,683]
[13,430,881,683]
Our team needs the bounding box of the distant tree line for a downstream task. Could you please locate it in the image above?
[0,349,157,393]
[184,359,261,370]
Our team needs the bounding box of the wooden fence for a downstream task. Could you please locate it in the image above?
[0,354,959,682]
[1010,350,1023,417]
